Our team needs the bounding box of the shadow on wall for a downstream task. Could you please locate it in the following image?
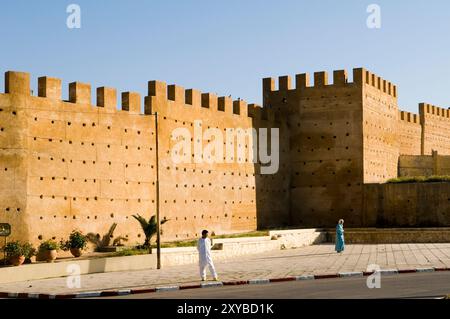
[252,105,291,230]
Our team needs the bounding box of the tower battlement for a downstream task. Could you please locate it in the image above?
[399,110,419,123]
[419,102,450,118]
[263,68,397,98]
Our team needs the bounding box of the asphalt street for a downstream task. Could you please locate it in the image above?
[100,272,450,299]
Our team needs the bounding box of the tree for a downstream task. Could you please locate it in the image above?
[132,214,169,254]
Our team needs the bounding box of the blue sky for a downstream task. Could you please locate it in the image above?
[0,0,449,112]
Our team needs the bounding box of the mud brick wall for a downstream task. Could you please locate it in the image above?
[362,69,399,183]
[0,71,290,245]
[419,103,450,155]
[145,81,290,238]
[1,72,157,246]
[398,111,421,156]
[399,151,450,177]
[363,182,450,227]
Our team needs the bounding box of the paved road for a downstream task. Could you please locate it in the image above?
[100,272,450,299]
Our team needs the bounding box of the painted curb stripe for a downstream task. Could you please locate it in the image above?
[179,284,202,290]
[338,272,363,277]
[398,269,416,274]
[314,274,339,279]
[269,277,296,283]
[156,286,180,292]
[415,268,435,272]
[434,267,450,271]
[295,275,314,281]
[222,280,248,286]
[249,279,270,284]
[27,293,40,299]
[131,288,156,294]
[201,282,223,288]
[100,291,120,297]
[75,292,101,298]
[378,269,399,274]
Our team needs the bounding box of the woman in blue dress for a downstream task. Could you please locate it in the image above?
[335,219,345,253]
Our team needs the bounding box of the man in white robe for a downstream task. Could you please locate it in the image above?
[197,229,218,281]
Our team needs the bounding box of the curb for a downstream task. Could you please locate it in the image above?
[1,266,449,299]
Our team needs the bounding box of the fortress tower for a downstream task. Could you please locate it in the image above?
[264,68,399,227]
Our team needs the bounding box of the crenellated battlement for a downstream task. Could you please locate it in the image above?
[263,68,397,98]
[2,70,279,126]
[399,110,419,124]
[419,102,450,118]
[2,71,144,115]
[144,79,272,121]
[363,69,397,98]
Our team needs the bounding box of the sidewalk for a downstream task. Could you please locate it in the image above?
[1,243,450,295]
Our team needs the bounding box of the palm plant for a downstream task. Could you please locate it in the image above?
[132,214,169,254]
[86,223,128,251]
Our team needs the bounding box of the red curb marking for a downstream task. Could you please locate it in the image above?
[17,293,29,299]
[179,284,202,290]
[100,291,119,297]
[269,277,296,283]
[0,292,9,298]
[223,280,249,286]
[131,288,156,294]
[314,274,339,279]
[398,269,416,274]
[38,294,52,299]
[434,267,450,272]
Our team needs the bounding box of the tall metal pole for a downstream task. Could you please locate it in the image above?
[154,111,161,269]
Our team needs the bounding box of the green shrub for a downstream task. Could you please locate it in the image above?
[39,239,59,252]
[22,243,36,259]
[2,241,35,258]
[61,230,88,250]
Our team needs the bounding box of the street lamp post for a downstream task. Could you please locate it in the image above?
[154,111,161,269]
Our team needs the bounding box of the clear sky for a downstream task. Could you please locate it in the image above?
[1,0,449,112]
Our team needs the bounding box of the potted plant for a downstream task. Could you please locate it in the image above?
[2,241,31,266]
[38,239,59,263]
[22,242,36,264]
[61,230,88,257]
